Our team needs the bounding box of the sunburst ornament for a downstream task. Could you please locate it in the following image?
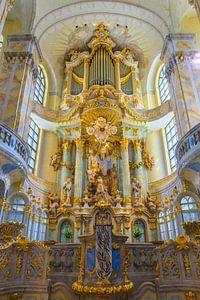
[86,117,117,142]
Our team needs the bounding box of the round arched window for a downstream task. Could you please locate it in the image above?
[33,65,46,105]
[158,65,170,103]
[7,197,25,222]
[180,195,199,222]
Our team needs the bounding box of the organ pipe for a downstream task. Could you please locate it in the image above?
[89,46,115,87]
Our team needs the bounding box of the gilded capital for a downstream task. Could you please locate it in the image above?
[75,139,84,150]
[120,137,129,151]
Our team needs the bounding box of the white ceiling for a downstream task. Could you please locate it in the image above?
[7,0,193,95]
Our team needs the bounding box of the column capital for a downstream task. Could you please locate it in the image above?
[75,138,85,150]
[120,137,129,151]
[62,140,72,150]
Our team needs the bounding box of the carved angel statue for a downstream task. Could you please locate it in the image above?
[62,178,72,207]
[50,149,62,171]
[48,192,60,215]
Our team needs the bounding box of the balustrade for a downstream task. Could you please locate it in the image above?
[176,122,200,164]
[0,121,29,171]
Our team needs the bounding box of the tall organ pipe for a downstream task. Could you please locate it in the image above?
[89,46,115,87]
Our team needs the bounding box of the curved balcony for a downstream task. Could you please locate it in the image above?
[176,122,200,174]
[0,121,29,174]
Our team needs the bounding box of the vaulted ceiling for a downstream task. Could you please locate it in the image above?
[7,0,194,94]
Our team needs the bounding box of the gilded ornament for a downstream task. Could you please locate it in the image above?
[112,242,120,250]
[175,235,190,251]
[120,138,129,151]
[185,291,196,300]
[0,198,5,205]
[183,254,191,273]
[0,256,9,269]
[16,254,23,275]
[148,218,157,230]
[87,242,95,250]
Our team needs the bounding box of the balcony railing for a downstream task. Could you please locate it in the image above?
[176,122,200,171]
[0,121,29,172]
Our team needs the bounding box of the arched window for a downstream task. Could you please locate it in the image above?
[158,65,170,103]
[7,197,25,222]
[27,119,40,173]
[133,219,146,242]
[158,212,167,240]
[166,209,174,239]
[32,210,40,240]
[180,195,199,222]
[60,220,73,243]
[40,211,48,241]
[33,65,46,105]
[165,117,178,173]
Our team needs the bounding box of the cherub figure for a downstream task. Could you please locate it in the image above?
[48,192,60,215]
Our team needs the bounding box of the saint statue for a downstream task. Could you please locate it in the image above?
[62,178,72,206]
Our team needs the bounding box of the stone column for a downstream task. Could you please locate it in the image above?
[161,34,200,137]
[189,0,200,22]
[120,138,131,205]
[132,141,147,194]
[114,58,121,91]
[0,0,15,50]
[0,34,41,138]
[74,139,84,206]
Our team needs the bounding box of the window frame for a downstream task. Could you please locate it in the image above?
[27,119,40,173]
[33,65,46,105]
[180,195,199,222]
[165,117,178,173]
[7,196,26,223]
[158,65,170,104]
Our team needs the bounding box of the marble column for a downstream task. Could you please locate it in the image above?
[161,34,200,138]
[74,139,84,206]
[132,142,147,194]
[120,138,131,205]
[0,0,15,50]
[0,34,41,138]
